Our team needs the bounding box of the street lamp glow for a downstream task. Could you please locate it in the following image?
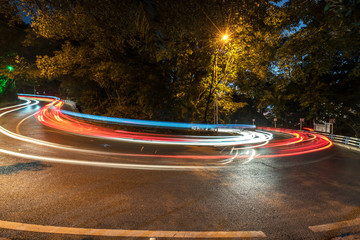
[222,35,229,41]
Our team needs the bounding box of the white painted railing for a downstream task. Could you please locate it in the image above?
[317,132,360,149]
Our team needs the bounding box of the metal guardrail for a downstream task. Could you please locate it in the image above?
[317,132,360,149]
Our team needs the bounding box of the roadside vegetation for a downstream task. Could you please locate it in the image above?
[0,0,359,136]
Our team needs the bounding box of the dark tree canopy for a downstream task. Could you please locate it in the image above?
[2,0,359,136]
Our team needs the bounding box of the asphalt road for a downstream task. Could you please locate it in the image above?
[0,100,359,240]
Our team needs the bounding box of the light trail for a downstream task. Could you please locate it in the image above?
[0,101,245,161]
[0,100,37,118]
[60,109,256,130]
[0,100,32,111]
[31,98,272,146]
[16,112,37,134]
[219,148,239,164]
[242,149,257,164]
[0,148,224,171]
[21,96,333,158]
[0,95,333,170]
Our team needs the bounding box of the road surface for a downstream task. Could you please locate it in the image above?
[0,98,359,240]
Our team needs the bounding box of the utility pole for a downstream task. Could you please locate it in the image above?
[330,119,335,135]
[300,118,304,130]
[216,93,218,131]
[213,92,219,131]
[212,34,229,132]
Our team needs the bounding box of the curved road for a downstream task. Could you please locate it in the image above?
[0,99,359,240]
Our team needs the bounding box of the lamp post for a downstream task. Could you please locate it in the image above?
[214,34,229,131]
[214,51,218,131]
[330,118,335,135]
[214,92,218,131]
[300,118,304,130]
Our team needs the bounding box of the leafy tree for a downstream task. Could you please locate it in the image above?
[268,0,360,135]
[0,0,24,100]
[13,0,359,136]
[13,0,282,123]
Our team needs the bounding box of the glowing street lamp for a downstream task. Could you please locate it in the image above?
[213,34,230,130]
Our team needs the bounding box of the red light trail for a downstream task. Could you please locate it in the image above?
[25,96,332,160]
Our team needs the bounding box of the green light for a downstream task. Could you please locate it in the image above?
[7,65,13,71]
[0,76,8,94]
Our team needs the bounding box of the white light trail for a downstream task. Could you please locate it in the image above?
[0,102,238,161]
[0,148,223,171]
[0,100,31,111]
[242,149,256,164]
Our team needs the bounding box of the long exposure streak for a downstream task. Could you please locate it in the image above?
[0,94,333,170]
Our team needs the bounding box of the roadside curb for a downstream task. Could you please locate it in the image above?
[334,142,360,153]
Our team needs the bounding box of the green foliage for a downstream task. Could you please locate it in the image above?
[5,0,358,136]
[0,76,18,106]
[15,0,282,123]
[0,76,8,94]
[268,0,360,135]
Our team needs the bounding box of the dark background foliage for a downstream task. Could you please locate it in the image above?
[1,0,359,136]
